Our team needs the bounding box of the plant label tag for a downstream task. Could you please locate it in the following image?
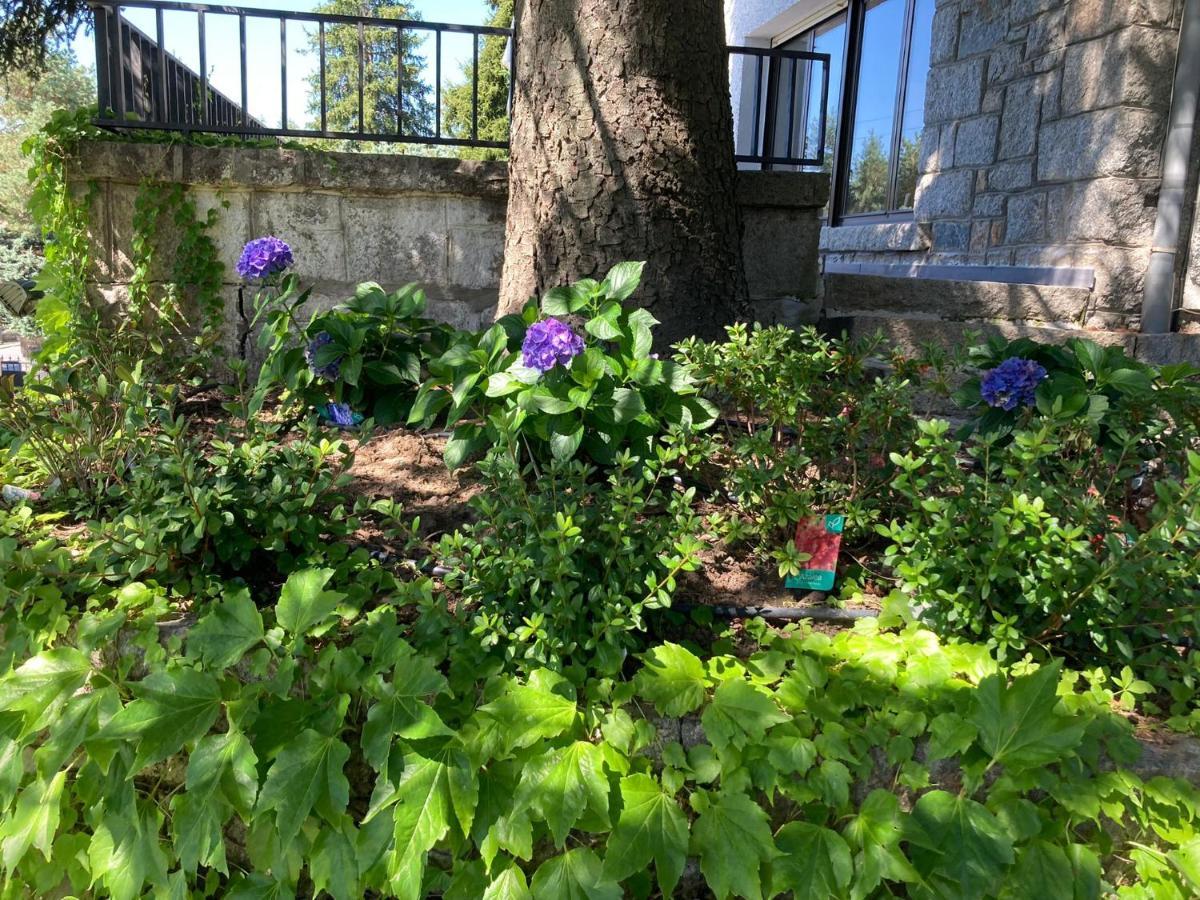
[785,514,844,592]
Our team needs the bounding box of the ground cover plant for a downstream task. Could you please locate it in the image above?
[1,159,1200,899]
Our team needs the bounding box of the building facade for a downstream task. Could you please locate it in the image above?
[727,0,1200,358]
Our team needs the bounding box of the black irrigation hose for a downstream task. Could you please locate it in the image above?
[676,601,878,622]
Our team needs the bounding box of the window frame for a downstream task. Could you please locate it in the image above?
[814,0,928,225]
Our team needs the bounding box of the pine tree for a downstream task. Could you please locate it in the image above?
[305,0,434,138]
[847,131,890,214]
[443,0,512,153]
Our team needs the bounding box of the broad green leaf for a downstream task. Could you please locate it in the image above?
[844,790,920,897]
[98,668,222,770]
[531,849,621,900]
[35,685,115,777]
[255,728,350,848]
[771,822,852,899]
[86,805,169,900]
[362,655,452,770]
[910,790,1014,898]
[625,308,657,358]
[311,823,360,900]
[548,415,585,461]
[478,678,578,756]
[387,752,454,900]
[701,678,789,755]
[542,284,591,315]
[275,568,344,639]
[187,731,259,817]
[516,742,610,846]
[636,642,708,716]
[225,873,289,900]
[601,773,689,897]
[692,790,778,899]
[610,387,646,424]
[999,840,1073,900]
[0,771,65,870]
[970,662,1084,771]
[1170,838,1200,893]
[584,302,623,340]
[187,587,264,669]
[0,648,91,737]
[171,791,227,874]
[599,261,645,303]
[484,863,532,900]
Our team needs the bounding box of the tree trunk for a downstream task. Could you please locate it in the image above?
[498,0,748,344]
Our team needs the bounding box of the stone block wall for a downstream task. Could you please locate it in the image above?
[905,0,1184,328]
[68,141,829,359]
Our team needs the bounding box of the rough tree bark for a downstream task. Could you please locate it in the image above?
[498,0,748,344]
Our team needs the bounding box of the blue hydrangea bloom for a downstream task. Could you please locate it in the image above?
[305,332,341,380]
[324,402,358,428]
[236,236,293,280]
[522,318,585,373]
[980,357,1048,411]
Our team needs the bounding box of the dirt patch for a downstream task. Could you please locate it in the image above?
[347,428,480,539]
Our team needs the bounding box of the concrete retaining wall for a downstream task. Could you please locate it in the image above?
[69,140,830,359]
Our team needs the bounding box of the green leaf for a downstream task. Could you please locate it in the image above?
[531,849,621,900]
[275,568,344,639]
[970,661,1084,771]
[255,728,350,848]
[601,773,689,897]
[187,586,264,669]
[701,679,789,755]
[584,302,623,340]
[311,823,360,900]
[187,731,259,818]
[771,822,852,900]
[0,648,91,737]
[548,416,584,462]
[87,805,169,900]
[386,752,454,900]
[610,387,646,424]
[529,390,578,415]
[0,771,65,870]
[600,261,645,303]
[843,790,920,896]
[910,790,1014,898]
[484,863,532,900]
[636,642,708,716]
[362,655,452,770]
[625,308,657,358]
[98,668,222,770]
[999,840,1073,900]
[692,790,778,899]
[542,284,591,316]
[516,742,610,847]
[478,678,578,756]
[171,791,227,875]
[1170,838,1200,893]
[444,423,490,470]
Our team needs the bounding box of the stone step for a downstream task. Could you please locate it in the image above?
[824,272,1095,325]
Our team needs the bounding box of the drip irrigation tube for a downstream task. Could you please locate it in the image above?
[677,601,877,622]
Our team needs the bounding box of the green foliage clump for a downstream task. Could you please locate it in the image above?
[677,323,926,577]
[436,443,705,678]
[413,261,717,469]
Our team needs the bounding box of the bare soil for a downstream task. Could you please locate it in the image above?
[346,427,481,540]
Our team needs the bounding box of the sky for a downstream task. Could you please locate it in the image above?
[71,0,494,130]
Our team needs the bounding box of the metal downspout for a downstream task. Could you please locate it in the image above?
[1143,0,1200,333]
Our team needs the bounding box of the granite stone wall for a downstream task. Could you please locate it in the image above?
[68,141,829,361]
[903,0,1182,329]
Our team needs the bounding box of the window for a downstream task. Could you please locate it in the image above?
[751,0,935,223]
[838,0,935,220]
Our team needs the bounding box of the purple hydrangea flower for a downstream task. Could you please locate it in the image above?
[305,332,341,380]
[236,236,293,281]
[980,357,1048,411]
[324,401,358,428]
[522,318,585,373]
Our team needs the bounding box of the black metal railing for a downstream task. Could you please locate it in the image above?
[90,0,513,148]
[728,45,831,169]
[90,2,829,169]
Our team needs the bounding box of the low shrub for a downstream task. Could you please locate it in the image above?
[434,438,705,679]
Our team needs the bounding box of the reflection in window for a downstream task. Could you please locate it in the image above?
[771,14,846,173]
[895,0,936,209]
[845,0,904,215]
